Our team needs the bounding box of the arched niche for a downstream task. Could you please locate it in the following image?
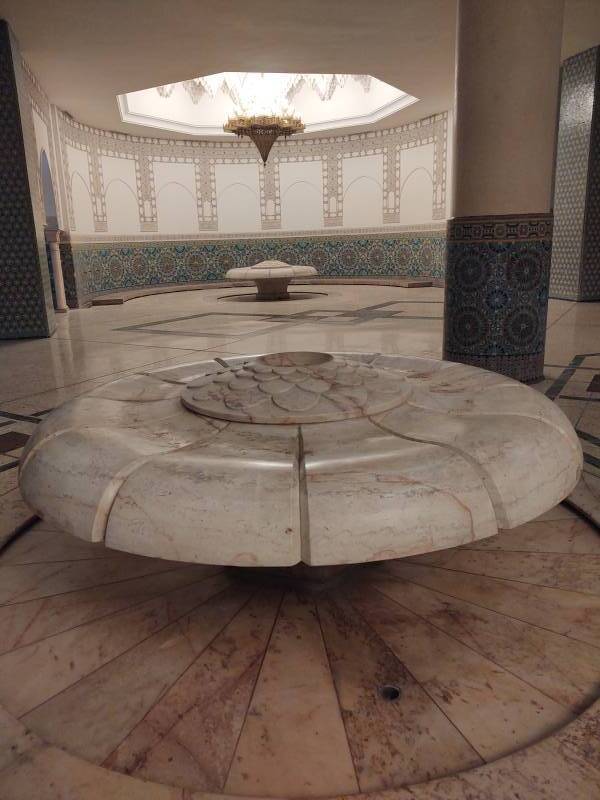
[281,181,323,230]
[399,167,434,225]
[217,182,261,233]
[343,176,383,227]
[70,172,95,233]
[105,179,140,234]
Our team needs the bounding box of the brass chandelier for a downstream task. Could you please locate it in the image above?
[223,114,304,165]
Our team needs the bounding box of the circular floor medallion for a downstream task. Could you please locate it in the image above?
[181,351,411,424]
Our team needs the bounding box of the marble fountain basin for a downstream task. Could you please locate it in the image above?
[18,352,582,567]
[225,259,317,300]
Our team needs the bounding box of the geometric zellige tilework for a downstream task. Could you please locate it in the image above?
[0,21,54,339]
[551,46,600,301]
[443,213,553,383]
[581,47,600,300]
[57,240,79,308]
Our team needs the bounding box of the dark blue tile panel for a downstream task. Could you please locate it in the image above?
[443,214,552,383]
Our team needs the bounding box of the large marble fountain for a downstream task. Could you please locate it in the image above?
[10,352,598,800]
[18,351,582,567]
[226,259,318,300]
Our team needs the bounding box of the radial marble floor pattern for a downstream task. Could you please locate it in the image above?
[1,285,600,798]
[0,505,599,799]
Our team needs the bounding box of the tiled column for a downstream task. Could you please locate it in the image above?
[550,46,600,300]
[443,0,564,382]
[0,20,55,338]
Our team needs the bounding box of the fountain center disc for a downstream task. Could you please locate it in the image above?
[180,351,411,424]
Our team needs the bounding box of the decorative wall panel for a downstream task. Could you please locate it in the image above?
[67,229,445,302]
[0,21,54,339]
[13,44,450,309]
[279,161,323,230]
[551,46,600,301]
[444,214,552,383]
[581,49,600,300]
[55,111,448,237]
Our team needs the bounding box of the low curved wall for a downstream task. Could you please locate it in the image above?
[61,229,446,306]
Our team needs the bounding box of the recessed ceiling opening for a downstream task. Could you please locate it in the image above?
[118,71,418,137]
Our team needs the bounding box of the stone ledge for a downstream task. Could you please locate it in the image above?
[89,277,443,306]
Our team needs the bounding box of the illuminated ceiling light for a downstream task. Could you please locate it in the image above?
[118,72,418,137]
[158,73,374,108]
[219,73,311,163]
[223,113,304,164]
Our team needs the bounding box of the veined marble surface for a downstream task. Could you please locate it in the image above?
[226,260,318,300]
[226,259,317,282]
[18,350,582,566]
[181,351,411,423]
[1,283,600,800]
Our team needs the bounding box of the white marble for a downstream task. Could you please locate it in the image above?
[19,352,583,566]
[226,260,317,300]
[301,416,498,565]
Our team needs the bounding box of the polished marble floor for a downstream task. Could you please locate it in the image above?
[0,283,599,799]
[0,284,598,517]
[0,507,599,799]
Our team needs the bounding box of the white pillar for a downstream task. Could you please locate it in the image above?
[453,0,564,217]
[45,228,68,313]
[443,0,564,383]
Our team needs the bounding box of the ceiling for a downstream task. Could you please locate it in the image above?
[0,0,598,140]
[119,72,417,136]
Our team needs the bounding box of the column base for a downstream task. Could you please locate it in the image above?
[443,350,545,384]
[443,213,553,383]
[229,563,357,593]
[255,277,291,301]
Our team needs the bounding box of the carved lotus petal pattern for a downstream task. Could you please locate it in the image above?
[18,351,582,569]
[181,352,411,423]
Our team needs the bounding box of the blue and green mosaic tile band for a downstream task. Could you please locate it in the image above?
[65,231,445,305]
[551,46,600,301]
[443,213,553,383]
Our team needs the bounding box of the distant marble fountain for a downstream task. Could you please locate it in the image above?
[225,259,318,300]
[19,351,582,568]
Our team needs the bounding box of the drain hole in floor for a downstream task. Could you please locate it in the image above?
[379,684,401,701]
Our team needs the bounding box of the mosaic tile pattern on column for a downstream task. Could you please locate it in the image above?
[581,48,600,300]
[68,230,446,303]
[551,46,600,301]
[443,214,552,383]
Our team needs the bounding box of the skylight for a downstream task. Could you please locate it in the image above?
[118,72,418,136]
